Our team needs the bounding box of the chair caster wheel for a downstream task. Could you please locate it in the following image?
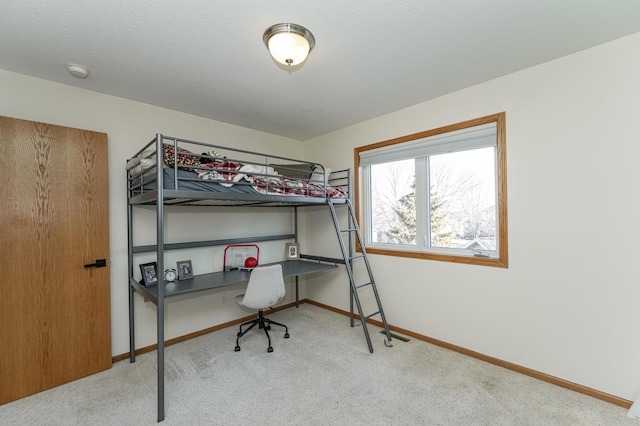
[266,326,271,330]
[237,332,242,337]
[284,333,290,338]
[268,347,273,353]
[234,346,240,352]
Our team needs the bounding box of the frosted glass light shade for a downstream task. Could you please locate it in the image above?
[264,23,315,66]
[268,32,310,66]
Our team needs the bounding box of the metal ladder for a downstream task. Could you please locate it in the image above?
[328,198,393,353]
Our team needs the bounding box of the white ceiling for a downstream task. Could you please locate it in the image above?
[2,1,640,141]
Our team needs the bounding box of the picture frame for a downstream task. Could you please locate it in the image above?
[140,262,158,287]
[177,260,193,280]
[285,243,300,260]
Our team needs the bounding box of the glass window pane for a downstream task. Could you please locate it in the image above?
[428,147,496,250]
[356,113,507,266]
[370,159,416,245]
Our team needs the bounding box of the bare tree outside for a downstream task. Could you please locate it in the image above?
[369,147,496,252]
[370,160,414,244]
[437,148,496,250]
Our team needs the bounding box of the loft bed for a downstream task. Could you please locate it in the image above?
[127,134,381,422]
[126,134,351,307]
[126,134,350,207]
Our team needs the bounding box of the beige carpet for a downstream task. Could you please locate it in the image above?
[0,304,636,425]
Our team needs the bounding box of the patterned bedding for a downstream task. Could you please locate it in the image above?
[195,161,347,198]
[128,144,347,199]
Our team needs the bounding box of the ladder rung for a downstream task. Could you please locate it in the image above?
[348,254,365,260]
[340,228,358,232]
[365,311,380,320]
[355,282,372,290]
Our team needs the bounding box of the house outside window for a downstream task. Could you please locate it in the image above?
[355,113,508,267]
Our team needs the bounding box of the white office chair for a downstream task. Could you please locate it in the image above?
[234,264,290,353]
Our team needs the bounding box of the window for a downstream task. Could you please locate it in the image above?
[355,113,508,267]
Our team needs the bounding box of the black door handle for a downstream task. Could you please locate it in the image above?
[84,259,107,268]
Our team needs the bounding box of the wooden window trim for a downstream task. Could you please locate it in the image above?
[354,112,508,268]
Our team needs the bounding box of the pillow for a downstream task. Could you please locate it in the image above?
[126,149,154,170]
[271,163,315,180]
[129,156,157,177]
[126,157,140,169]
[310,165,331,186]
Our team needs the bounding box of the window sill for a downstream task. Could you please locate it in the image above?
[364,247,508,268]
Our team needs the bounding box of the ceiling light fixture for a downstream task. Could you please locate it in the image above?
[263,23,315,67]
[66,63,89,79]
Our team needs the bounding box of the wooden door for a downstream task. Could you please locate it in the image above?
[0,116,111,404]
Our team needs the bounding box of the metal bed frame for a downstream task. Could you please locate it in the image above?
[127,134,353,422]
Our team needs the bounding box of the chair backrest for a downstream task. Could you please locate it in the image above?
[240,264,285,310]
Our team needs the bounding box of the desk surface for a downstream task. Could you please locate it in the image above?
[130,260,338,305]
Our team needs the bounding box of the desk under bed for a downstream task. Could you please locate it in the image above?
[126,134,389,422]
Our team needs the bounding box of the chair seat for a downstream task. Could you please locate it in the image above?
[236,293,282,310]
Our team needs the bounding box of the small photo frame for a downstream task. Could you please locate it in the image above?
[286,243,300,260]
[140,262,158,287]
[177,260,193,280]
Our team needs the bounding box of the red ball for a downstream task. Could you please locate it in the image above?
[244,257,258,268]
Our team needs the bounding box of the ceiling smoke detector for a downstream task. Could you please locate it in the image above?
[66,63,89,79]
